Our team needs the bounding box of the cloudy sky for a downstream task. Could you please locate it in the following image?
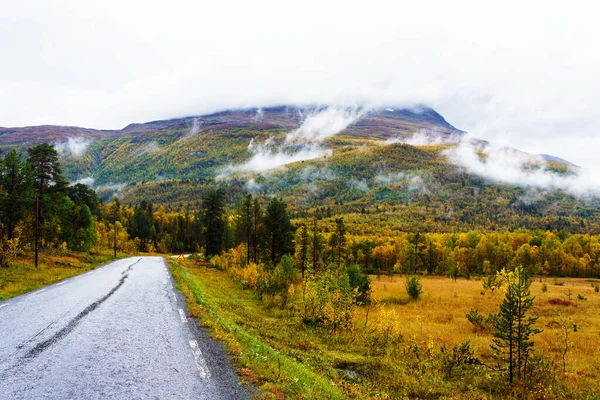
[1,0,599,169]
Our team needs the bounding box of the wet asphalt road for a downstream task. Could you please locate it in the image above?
[0,257,249,399]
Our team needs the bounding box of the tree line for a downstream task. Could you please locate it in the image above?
[3,142,600,280]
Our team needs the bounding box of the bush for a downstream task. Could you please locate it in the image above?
[465,308,497,332]
[271,255,297,295]
[298,268,356,332]
[440,341,473,378]
[592,283,599,292]
[346,264,371,303]
[577,294,587,301]
[405,275,422,300]
[548,298,573,306]
[541,283,547,292]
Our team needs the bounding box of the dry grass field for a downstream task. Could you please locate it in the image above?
[369,274,600,390]
[173,260,600,398]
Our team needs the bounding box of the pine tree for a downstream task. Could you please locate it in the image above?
[296,223,309,278]
[202,189,226,257]
[335,217,346,267]
[264,197,293,266]
[252,197,262,263]
[491,266,541,384]
[238,194,253,264]
[311,215,323,272]
[0,149,33,239]
[27,143,67,266]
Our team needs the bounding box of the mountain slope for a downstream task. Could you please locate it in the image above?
[1,105,597,234]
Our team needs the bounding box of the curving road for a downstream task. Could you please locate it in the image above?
[0,257,249,399]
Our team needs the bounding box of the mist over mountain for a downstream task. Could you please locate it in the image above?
[1,104,598,234]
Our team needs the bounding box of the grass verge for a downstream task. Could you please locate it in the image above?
[169,260,364,399]
[0,251,129,300]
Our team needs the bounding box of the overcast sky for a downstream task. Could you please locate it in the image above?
[1,0,599,169]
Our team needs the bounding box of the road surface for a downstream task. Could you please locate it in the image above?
[0,257,249,399]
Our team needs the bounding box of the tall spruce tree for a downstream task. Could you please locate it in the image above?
[202,189,226,257]
[252,197,262,263]
[491,266,541,384]
[311,215,323,272]
[264,197,293,266]
[0,149,33,239]
[27,143,67,266]
[238,194,253,264]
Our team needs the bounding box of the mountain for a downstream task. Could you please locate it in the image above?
[1,105,597,234]
[0,105,463,187]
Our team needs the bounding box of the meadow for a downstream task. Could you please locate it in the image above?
[172,259,600,399]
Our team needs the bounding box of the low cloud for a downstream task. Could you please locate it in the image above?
[299,165,337,182]
[444,135,600,198]
[95,182,128,197]
[55,137,92,158]
[219,106,360,176]
[73,176,95,186]
[374,171,430,194]
[285,106,365,143]
[374,172,410,184]
[384,129,461,146]
[182,117,202,139]
[348,178,369,192]
[407,175,429,194]
[135,141,160,157]
[244,178,262,193]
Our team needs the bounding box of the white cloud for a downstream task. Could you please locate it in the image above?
[285,106,365,143]
[73,176,94,186]
[244,178,262,193]
[348,179,369,192]
[374,172,410,185]
[1,0,600,172]
[385,129,462,146]
[407,176,429,194]
[220,107,355,175]
[54,137,91,157]
[299,165,337,182]
[444,135,600,198]
[134,141,159,157]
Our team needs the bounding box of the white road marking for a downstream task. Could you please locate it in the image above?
[173,293,177,302]
[178,309,187,323]
[0,304,7,309]
[33,289,46,295]
[189,340,211,379]
[56,281,65,286]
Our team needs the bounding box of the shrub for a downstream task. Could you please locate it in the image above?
[405,275,422,300]
[271,255,297,299]
[465,308,497,332]
[440,341,473,378]
[541,283,548,293]
[548,298,573,306]
[298,268,357,332]
[482,273,503,295]
[346,264,371,303]
[592,282,599,292]
[577,294,587,301]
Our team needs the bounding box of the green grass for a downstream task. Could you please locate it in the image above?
[170,261,356,399]
[0,251,128,301]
